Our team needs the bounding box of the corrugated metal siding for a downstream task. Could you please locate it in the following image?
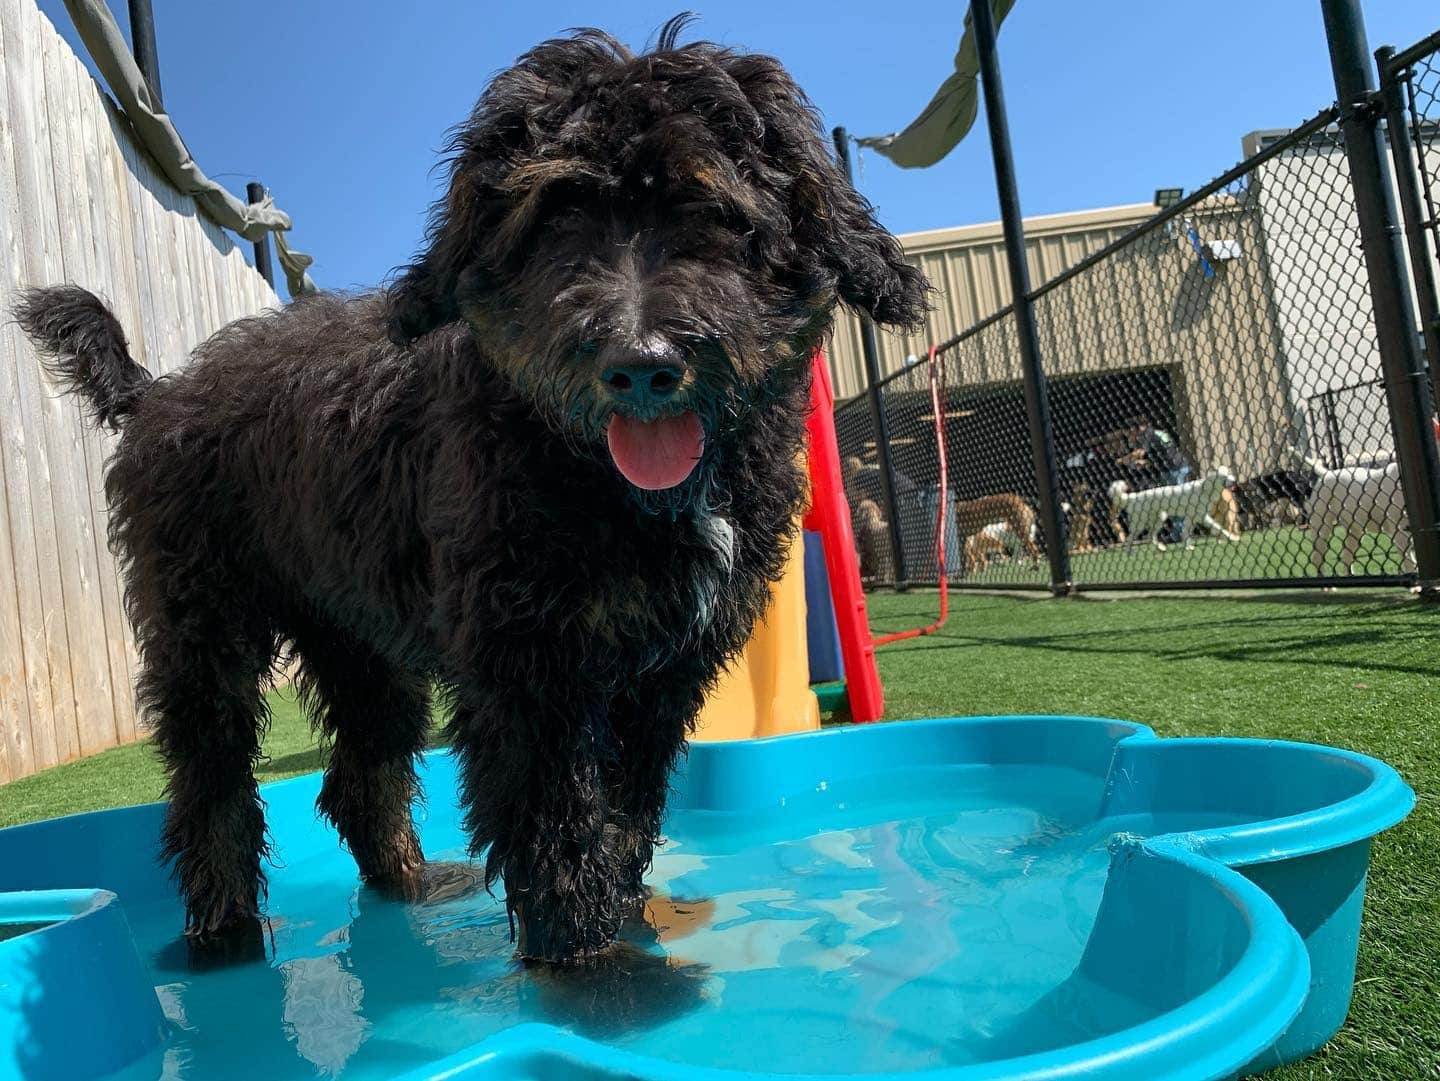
[830,194,1306,480]
[826,204,1159,399]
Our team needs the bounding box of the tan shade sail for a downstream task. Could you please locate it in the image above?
[854,0,1018,169]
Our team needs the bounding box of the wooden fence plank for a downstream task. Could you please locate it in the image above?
[43,19,120,757]
[2,0,78,769]
[34,12,116,758]
[0,0,37,781]
[0,0,280,780]
[70,47,136,744]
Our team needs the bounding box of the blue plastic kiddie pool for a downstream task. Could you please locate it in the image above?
[0,715,1414,1080]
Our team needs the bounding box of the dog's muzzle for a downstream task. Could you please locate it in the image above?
[597,338,705,490]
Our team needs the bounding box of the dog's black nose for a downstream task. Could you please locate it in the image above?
[601,363,684,408]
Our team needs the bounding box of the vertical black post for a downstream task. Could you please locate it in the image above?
[126,0,163,106]
[833,126,910,588]
[1322,0,1440,592]
[1377,45,1440,408]
[246,182,276,290]
[969,0,1070,593]
[1323,389,1344,468]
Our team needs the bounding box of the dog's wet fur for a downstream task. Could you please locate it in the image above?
[13,17,927,963]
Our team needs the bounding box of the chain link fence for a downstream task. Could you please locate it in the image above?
[837,32,1440,594]
[1385,30,1440,408]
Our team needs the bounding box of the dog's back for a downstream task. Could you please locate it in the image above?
[954,493,1039,562]
[1305,461,1405,532]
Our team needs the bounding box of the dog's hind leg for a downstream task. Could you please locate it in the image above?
[1338,529,1365,575]
[1393,526,1417,573]
[1309,524,1329,576]
[137,586,275,956]
[1151,513,1169,552]
[290,623,431,898]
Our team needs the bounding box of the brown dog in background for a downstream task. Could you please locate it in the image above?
[955,494,1041,566]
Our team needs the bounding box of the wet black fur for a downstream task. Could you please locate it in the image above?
[13,18,927,963]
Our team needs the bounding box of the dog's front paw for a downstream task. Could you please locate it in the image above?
[617,878,652,915]
[507,851,627,964]
[184,909,267,968]
[514,897,624,965]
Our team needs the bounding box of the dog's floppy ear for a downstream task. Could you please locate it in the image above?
[726,55,930,330]
[792,154,930,330]
[386,111,502,345]
[387,190,474,344]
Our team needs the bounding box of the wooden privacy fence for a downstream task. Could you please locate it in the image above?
[0,0,279,782]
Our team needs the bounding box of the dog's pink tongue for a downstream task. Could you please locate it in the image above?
[606,411,705,490]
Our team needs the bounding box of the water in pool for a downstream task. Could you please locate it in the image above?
[112,764,1166,1079]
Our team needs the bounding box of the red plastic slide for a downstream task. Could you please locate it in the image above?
[803,350,885,723]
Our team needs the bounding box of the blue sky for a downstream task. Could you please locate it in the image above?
[38,1,1440,298]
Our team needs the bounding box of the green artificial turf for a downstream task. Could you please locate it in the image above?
[0,689,325,828]
[0,589,1434,1078]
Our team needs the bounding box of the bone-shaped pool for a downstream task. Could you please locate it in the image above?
[0,716,1413,1080]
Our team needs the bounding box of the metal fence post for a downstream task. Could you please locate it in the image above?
[969,0,1070,594]
[1323,389,1344,467]
[126,0,163,106]
[246,182,276,290]
[1377,45,1440,408]
[833,126,910,588]
[1321,0,1440,592]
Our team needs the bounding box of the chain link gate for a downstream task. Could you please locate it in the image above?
[835,23,1440,596]
[1380,31,1440,414]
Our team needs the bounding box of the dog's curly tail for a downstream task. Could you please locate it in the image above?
[11,285,153,429]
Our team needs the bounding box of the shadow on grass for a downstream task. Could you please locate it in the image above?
[257,722,450,783]
[257,747,325,779]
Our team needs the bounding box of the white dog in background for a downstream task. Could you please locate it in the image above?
[1108,468,1239,552]
[1290,449,1413,575]
[984,520,1037,559]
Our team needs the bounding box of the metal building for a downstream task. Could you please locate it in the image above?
[825,203,1158,401]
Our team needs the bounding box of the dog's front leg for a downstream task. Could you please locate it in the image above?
[447,689,623,964]
[608,678,701,908]
[1200,513,1239,544]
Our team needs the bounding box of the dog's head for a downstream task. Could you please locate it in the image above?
[387,18,928,510]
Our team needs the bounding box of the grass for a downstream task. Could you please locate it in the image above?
[0,690,322,829]
[0,589,1435,1078]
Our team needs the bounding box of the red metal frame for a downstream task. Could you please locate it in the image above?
[872,343,949,647]
[803,350,885,723]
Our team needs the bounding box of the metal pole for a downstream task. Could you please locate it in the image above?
[1377,45,1440,408]
[969,0,1070,593]
[1321,0,1440,592]
[1324,389,1344,468]
[832,126,910,588]
[126,0,163,107]
[246,182,276,290]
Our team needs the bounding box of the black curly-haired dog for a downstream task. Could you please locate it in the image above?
[14,18,927,963]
